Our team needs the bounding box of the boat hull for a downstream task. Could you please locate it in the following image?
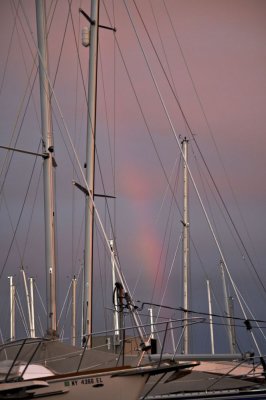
[0,371,147,400]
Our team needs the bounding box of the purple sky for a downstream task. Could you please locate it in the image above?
[0,0,266,351]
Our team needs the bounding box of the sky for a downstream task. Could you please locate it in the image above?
[0,0,266,353]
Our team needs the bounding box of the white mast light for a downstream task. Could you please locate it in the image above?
[82,27,90,47]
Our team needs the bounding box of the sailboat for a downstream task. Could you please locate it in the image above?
[0,0,198,399]
[0,1,266,399]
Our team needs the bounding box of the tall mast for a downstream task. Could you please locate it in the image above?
[35,0,57,335]
[21,267,33,338]
[228,296,237,353]
[207,279,215,354]
[182,137,190,354]
[29,277,36,338]
[8,276,15,341]
[71,276,77,346]
[83,0,100,345]
[220,261,235,354]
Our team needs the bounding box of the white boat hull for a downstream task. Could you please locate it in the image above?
[31,370,147,400]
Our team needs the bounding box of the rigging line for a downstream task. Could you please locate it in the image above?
[3,193,23,265]
[99,43,115,182]
[60,293,75,342]
[21,142,42,263]
[150,0,266,298]
[153,160,181,306]
[39,321,47,342]
[95,226,108,334]
[11,0,37,60]
[155,153,181,225]
[0,145,41,281]
[72,212,85,277]
[108,308,174,321]
[158,234,182,323]
[92,215,121,286]
[52,0,72,89]
[0,70,38,197]
[136,301,266,325]
[57,279,72,326]
[149,192,176,310]
[0,1,19,96]
[149,0,180,111]
[0,330,8,360]
[191,146,223,246]
[201,320,266,330]
[15,292,30,338]
[71,262,84,341]
[91,143,117,246]
[159,160,181,294]
[199,272,228,338]
[127,0,262,350]
[34,281,47,317]
[93,145,117,253]
[131,268,143,299]
[57,279,72,337]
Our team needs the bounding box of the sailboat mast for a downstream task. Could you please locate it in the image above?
[71,276,77,346]
[182,137,190,354]
[35,0,57,336]
[21,267,33,338]
[206,279,215,354]
[29,277,36,338]
[83,0,100,345]
[220,261,235,354]
[8,276,15,341]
